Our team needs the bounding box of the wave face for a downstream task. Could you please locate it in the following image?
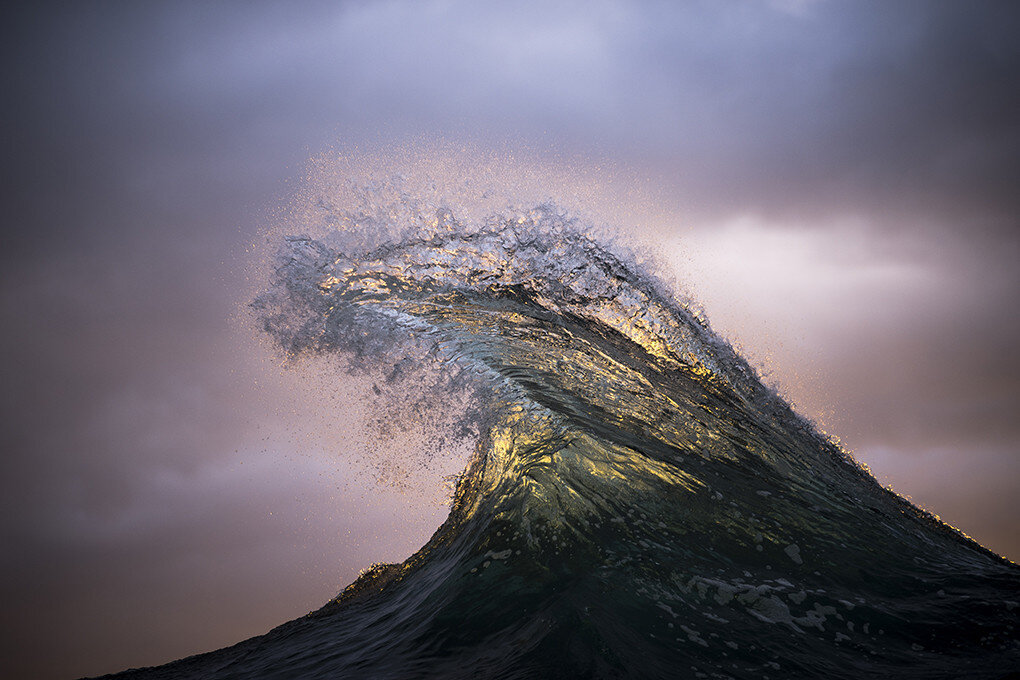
[112,206,1018,679]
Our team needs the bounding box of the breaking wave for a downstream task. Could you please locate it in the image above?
[106,202,1019,679]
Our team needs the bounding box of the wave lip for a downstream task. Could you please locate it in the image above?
[107,205,1019,679]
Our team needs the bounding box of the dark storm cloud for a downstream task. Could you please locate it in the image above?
[616,1,1020,225]
[172,0,1018,226]
[5,0,1018,248]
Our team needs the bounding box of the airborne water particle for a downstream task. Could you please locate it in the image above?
[225,191,1020,680]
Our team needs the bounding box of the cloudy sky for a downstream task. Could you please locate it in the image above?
[2,1,1018,678]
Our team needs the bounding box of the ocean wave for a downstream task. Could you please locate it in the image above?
[110,201,1019,679]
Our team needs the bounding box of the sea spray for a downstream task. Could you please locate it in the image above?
[105,200,1019,679]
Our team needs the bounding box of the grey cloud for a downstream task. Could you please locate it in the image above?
[6,1,1018,249]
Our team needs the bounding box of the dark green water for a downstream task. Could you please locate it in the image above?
[102,206,1018,679]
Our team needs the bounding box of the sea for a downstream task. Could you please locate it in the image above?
[98,203,1018,679]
